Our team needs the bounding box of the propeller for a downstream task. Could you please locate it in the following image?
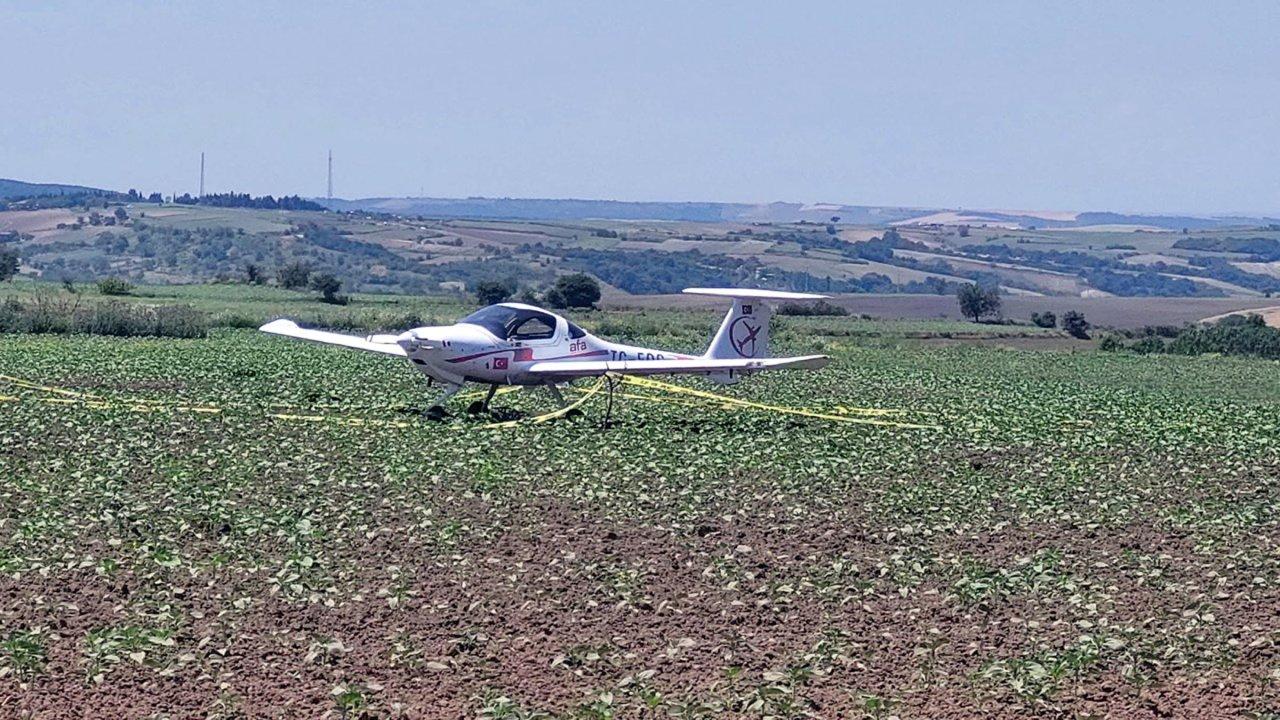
[364,329,437,353]
[367,326,449,354]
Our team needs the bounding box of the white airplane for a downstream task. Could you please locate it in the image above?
[259,288,830,419]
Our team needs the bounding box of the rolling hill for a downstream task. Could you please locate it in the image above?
[6,200,1280,302]
[321,195,1280,231]
[0,178,111,199]
[4,174,1280,301]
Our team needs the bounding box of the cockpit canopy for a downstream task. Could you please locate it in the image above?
[459,304,586,341]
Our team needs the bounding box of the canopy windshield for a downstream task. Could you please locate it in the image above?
[459,305,558,340]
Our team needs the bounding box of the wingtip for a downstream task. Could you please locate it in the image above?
[259,318,298,333]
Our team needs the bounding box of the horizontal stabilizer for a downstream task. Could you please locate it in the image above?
[527,354,828,378]
[682,288,829,300]
[259,319,407,357]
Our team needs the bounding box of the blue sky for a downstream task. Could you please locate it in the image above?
[3,1,1278,214]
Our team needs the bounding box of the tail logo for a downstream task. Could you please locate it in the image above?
[730,317,763,357]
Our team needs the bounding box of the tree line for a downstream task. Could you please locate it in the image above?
[172,193,325,211]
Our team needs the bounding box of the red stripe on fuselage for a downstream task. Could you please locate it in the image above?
[446,347,609,364]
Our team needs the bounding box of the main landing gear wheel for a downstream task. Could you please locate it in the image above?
[467,384,500,416]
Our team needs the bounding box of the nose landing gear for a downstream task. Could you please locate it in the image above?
[425,383,463,421]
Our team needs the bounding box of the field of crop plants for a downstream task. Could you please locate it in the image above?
[3,301,1280,718]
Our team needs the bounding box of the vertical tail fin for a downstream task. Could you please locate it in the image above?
[683,288,829,360]
[705,298,771,359]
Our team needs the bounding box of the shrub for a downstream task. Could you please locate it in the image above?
[97,277,134,296]
[1139,324,1182,339]
[0,296,207,338]
[0,250,18,282]
[212,312,260,329]
[297,311,426,333]
[778,300,849,317]
[543,287,566,309]
[1131,336,1167,354]
[1099,335,1123,352]
[1061,310,1090,339]
[1030,311,1057,328]
[1167,314,1280,359]
[1101,314,1280,360]
[474,279,515,306]
[310,273,346,305]
[277,261,312,289]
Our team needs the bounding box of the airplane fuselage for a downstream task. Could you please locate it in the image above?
[402,305,693,387]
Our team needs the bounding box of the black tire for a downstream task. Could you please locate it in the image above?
[426,406,450,421]
[466,400,486,415]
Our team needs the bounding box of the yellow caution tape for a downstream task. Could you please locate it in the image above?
[0,373,105,400]
[479,376,606,429]
[618,375,938,429]
[456,385,521,402]
[0,371,934,430]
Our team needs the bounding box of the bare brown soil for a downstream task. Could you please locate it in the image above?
[6,490,1279,718]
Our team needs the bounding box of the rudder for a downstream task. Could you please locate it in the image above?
[704,298,771,360]
[685,287,829,361]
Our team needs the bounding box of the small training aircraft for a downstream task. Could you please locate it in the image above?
[259,288,830,419]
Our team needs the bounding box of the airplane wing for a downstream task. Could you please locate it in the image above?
[526,354,828,378]
[682,288,828,300]
[259,319,407,357]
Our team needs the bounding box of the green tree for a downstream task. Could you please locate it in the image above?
[552,273,601,309]
[474,279,515,305]
[244,263,262,285]
[956,283,1001,323]
[113,207,128,222]
[0,250,18,282]
[1061,310,1090,339]
[310,273,343,304]
[277,261,311,289]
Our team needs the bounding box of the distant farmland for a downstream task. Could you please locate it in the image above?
[614,293,1280,329]
[6,200,1280,301]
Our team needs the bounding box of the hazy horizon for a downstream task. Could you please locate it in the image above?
[4,1,1279,215]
